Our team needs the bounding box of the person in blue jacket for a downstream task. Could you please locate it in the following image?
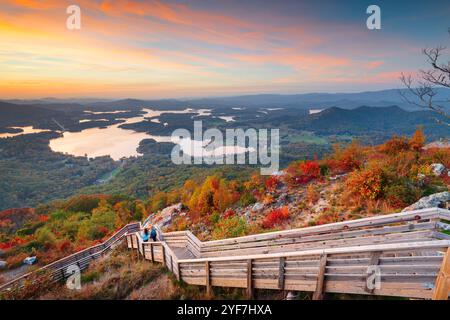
[141,228,150,242]
[150,226,157,242]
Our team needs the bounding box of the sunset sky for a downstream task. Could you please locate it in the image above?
[1,0,450,98]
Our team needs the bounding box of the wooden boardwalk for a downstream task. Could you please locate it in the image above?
[128,207,450,300]
[1,208,449,300]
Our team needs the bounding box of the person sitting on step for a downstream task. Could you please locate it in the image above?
[150,226,157,242]
[141,228,150,242]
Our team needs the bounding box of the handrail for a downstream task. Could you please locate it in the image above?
[128,207,450,300]
[0,222,140,292]
[199,207,443,247]
[155,207,447,259]
[177,240,450,263]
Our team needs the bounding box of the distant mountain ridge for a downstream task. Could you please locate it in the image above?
[297,105,448,138]
[3,88,450,111]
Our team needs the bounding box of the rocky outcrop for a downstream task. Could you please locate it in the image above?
[402,191,450,212]
[157,203,184,227]
[251,202,265,212]
[430,163,446,176]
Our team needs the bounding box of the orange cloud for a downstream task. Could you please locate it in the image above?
[0,0,423,98]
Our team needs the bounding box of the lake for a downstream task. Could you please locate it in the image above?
[0,126,51,138]
[48,108,249,160]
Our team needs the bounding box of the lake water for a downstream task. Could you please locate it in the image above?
[48,108,249,160]
[0,126,50,138]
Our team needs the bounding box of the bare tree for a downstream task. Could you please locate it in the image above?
[400,30,450,127]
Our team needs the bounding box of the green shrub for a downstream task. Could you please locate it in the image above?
[35,227,56,246]
[212,216,247,240]
[209,212,220,225]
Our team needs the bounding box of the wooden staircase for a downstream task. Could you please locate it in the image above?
[127,207,450,300]
[1,207,449,300]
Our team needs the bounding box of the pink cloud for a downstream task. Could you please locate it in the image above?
[366,60,384,69]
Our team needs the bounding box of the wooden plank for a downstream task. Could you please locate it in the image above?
[432,247,450,300]
[312,254,327,300]
[200,230,435,258]
[200,208,440,248]
[200,222,436,254]
[247,259,253,299]
[179,240,450,264]
[278,257,286,290]
[324,281,434,299]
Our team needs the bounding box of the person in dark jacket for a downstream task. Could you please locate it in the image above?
[150,226,157,242]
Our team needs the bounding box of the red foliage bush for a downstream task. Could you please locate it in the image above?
[326,142,364,174]
[380,135,410,154]
[286,160,321,186]
[346,167,383,201]
[265,176,279,191]
[223,209,236,219]
[96,226,109,238]
[58,239,74,254]
[262,206,290,229]
[38,215,49,222]
[0,237,28,250]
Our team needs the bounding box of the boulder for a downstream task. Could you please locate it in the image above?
[330,173,348,181]
[252,202,265,212]
[430,163,445,176]
[402,191,450,212]
[160,203,183,217]
[23,256,37,265]
[156,203,184,227]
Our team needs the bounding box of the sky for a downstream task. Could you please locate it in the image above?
[1,0,450,99]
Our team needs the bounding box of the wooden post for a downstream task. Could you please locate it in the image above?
[161,245,166,267]
[365,251,382,293]
[205,261,212,297]
[312,254,327,300]
[150,243,154,263]
[130,240,135,261]
[432,248,450,300]
[126,235,131,250]
[136,237,140,261]
[278,257,286,290]
[176,262,181,282]
[246,259,253,299]
[141,242,146,260]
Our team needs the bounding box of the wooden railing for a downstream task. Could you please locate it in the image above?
[127,207,450,299]
[0,222,140,294]
[3,207,449,299]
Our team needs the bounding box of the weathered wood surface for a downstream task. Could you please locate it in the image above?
[432,247,450,300]
[159,208,448,261]
[137,208,450,299]
[5,208,449,300]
